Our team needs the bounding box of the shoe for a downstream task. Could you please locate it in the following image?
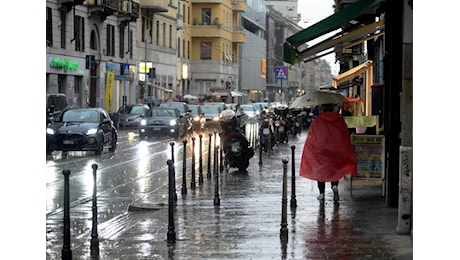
[317,193,324,200]
[332,186,339,202]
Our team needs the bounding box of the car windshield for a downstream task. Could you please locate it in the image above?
[189,106,199,115]
[161,103,185,113]
[151,109,176,118]
[62,110,99,123]
[130,105,145,115]
[241,105,256,112]
[201,106,219,114]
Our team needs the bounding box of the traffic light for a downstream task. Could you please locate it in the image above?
[149,68,156,79]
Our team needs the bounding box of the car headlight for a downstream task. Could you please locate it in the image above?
[46,128,55,135]
[194,116,200,121]
[86,128,98,135]
[140,119,147,126]
[213,116,220,121]
[169,119,177,126]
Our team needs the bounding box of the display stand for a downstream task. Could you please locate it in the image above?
[349,134,385,196]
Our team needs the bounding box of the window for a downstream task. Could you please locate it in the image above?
[46,7,53,47]
[128,30,133,59]
[177,38,181,57]
[75,15,85,52]
[142,16,146,42]
[60,11,66,48]
[187,41,190,59]
[119,26,125,58]
[156,21,159,45]
[169,25,172,48]
[90,30,97,50]
[200,42,212,60]
[183,39,185,59]
[106,24,115,56]
[163,23,166,46]
[202,8,211,25]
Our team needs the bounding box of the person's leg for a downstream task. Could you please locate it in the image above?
[331,181,339,201]
[317,181,325,200]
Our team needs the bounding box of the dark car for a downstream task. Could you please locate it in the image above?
[188,104,206,131]
[139,107,188,140]
[46,107,117,155]
[111,104,150,129]
[200,105,222,130]
[159,102,193,133]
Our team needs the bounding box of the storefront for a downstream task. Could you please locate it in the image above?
[46,54,86,108]
[104,62,136,113]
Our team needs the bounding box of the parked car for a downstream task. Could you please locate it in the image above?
[46,107,117,155]
[188,104,206,131]
[111,104,150,129]
[46,93,68,126]
[139,107,188,140]
[200,104,222,130]
[159,102,193,133]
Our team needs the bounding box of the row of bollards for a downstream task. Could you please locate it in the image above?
[61,164,101,260]
[280,145,297,240]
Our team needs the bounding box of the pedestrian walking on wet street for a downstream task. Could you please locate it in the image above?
[299,103,357,201]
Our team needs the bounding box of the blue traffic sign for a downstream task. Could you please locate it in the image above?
[275,66,288,80]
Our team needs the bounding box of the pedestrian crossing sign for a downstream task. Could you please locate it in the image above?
[275,66,288,80]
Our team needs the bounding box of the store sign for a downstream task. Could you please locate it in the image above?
[50,58,79,72]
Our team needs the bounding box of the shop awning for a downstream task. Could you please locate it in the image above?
[332,60,373,87]
[283,0,382,64]
[295,20,385,63]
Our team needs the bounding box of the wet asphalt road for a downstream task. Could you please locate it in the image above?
[46,126,412,259]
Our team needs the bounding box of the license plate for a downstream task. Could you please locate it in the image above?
[63,139,75,145]
[153,127,161,131]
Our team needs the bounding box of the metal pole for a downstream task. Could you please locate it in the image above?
[166,160,176,243]
[280,158,289,239]
[191,137,196,189]
[290,145,297,208]
[170,142,177,201]
[199,134,203,184]
[61,170,72,260]
[182,140,187,195]
[90,164,99,255]
[214,145,220,206]
[207,133,212,179]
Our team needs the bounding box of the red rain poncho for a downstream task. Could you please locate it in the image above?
[299,112,357,182]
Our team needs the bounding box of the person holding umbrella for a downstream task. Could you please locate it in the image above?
[299,102,357,202]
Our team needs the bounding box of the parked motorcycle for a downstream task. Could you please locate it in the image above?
[259,116,276,153]
[220,109,254,172]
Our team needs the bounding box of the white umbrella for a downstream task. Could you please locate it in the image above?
[290,90,347,108]
[230,91,246,97]
[183,94,198,100]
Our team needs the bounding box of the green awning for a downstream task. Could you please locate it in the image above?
[284,0,382,64]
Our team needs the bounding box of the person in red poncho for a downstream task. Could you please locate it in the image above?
[299,103,357,202]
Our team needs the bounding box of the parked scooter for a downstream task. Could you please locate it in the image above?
[259,115,276,153]
[219,109,254,172]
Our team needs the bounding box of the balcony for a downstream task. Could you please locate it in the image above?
[139,0,169,11]
[231,0,247,12]
[87,0,140,22]
[232,26,246,43]
[191,25,246,43]
[58,0,84,12]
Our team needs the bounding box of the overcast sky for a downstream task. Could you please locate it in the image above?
[297,0,339,75]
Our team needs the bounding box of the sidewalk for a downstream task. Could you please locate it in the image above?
[50,130,413,259]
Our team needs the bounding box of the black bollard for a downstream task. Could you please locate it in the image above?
[182,140,187,195]
[213,131,218,175]
[191,137,196,189]
[62,170,72,260]
[170,142,177,201]
[220,144,224,173]
[207,133,212,179]
[259,142,263,166]
[166,160,176,243]
[90,164,99,256]
[199,134,204,184]
[280,158,289,239]
[214,145,221,206]
[290,145,297,208]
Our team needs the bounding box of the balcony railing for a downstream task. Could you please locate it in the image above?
[87,0,139,21]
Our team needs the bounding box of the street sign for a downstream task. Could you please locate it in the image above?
[275,66,288,80]
[123,63,130,76]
